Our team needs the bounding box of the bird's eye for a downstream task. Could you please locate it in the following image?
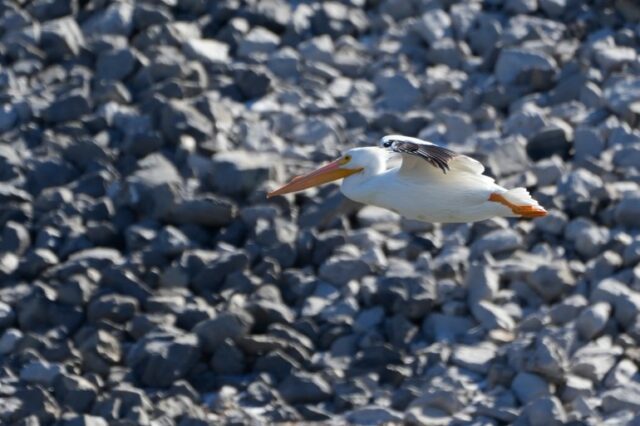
[383,141,392,148]
[344,155,351,162]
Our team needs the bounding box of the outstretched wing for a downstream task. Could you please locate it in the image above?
[380,135,457,173]
[379,134,489,182]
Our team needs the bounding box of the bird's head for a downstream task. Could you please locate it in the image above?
[267,148,379,198]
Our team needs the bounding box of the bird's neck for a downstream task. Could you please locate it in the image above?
[340,162,386,204]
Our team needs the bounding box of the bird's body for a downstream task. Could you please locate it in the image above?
[341,154,507,222]
[268,135,547,223]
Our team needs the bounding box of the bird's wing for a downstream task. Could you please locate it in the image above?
[380,135,486,176]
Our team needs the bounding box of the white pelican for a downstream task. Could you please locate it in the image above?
[268,135,547,223]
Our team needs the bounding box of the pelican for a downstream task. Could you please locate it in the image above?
[268,135,547,223]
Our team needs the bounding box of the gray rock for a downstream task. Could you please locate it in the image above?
[451,343,497,374]
[534,210,567,235]
[450,3,480,39]
[209,151,281,196]
[574,222,609,258]
[40,17,85,59]
[522,396,566,426]
[527,262,575,302]
[234,66,273,99]
[591,278,640,326]
[87,294,138,323]
[527,336,568,380]
[0,182,32,204]
[28,0,77,21]
[311,2,368,37]
[182,39,229,64]
[467,12,501,57]
[576,302,611,340]
[470,229,522,258]
[211,340,245,375]
[605,359,638,389]
[298,35,334,64]
[615,193,640,228]
[511,372,551,404]
[532,156,564,187]
[237,27,280,58]
[153,226,192,256]
[423,313,475,342]
[0,104,18,132]
[471,300,515,331]
[574,128,605,161]
[601,385,640,413]
[571,344,620,382]
[160,99,213,142]
[254,350,299,380]
[374,72,422,111]
[414,9,451,44]
[356,205,400,228]
[612,144,640,169]
[539,0,566,16]
[319,255,372,286]
[248,299,294,326]
[192,251,248,293]
[558,169,604,207]
[13,388,60,424]
[0,253,19,279]
[549,294,587,325]
[527,120,573,161]
[379,0,416,21]
[405,382,468,421]
[466,264,499,305]
[580,82,603,108]
[126,333,200,387]
[278,372,332,404]
[43,91,91,124]
[354,306,385,332]
[168,196,236,227]
[289,118,339,146]
[267,48,301,79]
[594,46,636,73]
[96,47,140,81]
[100,267,152,303]
[20,360,64,386]
[125,153,181,212]
[194,310,254,353]
[53,373,97,413]
[77,330,122,375]
[503,104,547,139]
[0,301,15,329]
[0,328,22,354]
[506,0,538,14]
[562,374,593,402]
[604,76,640,118]
[82,2,134,36]
[59,415,109,426]
[624,239,640,266]
[495,48,557,88]
[346,406,403,425]
[19,248,58,277]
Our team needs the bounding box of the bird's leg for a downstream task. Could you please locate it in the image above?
[488,193,547,218]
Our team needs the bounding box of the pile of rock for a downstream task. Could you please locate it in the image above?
[1,0,640,424]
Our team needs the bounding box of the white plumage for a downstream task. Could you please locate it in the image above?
[268,135,547,224]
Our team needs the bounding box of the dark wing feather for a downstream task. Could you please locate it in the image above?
[389,140,457,173]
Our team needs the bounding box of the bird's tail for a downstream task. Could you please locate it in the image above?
[489,188,548,218]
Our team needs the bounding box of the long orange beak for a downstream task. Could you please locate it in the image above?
[267,158,363,198]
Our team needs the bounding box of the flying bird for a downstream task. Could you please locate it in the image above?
[268,135,547,223]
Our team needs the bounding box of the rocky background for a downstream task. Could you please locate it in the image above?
[1,0,640,424]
